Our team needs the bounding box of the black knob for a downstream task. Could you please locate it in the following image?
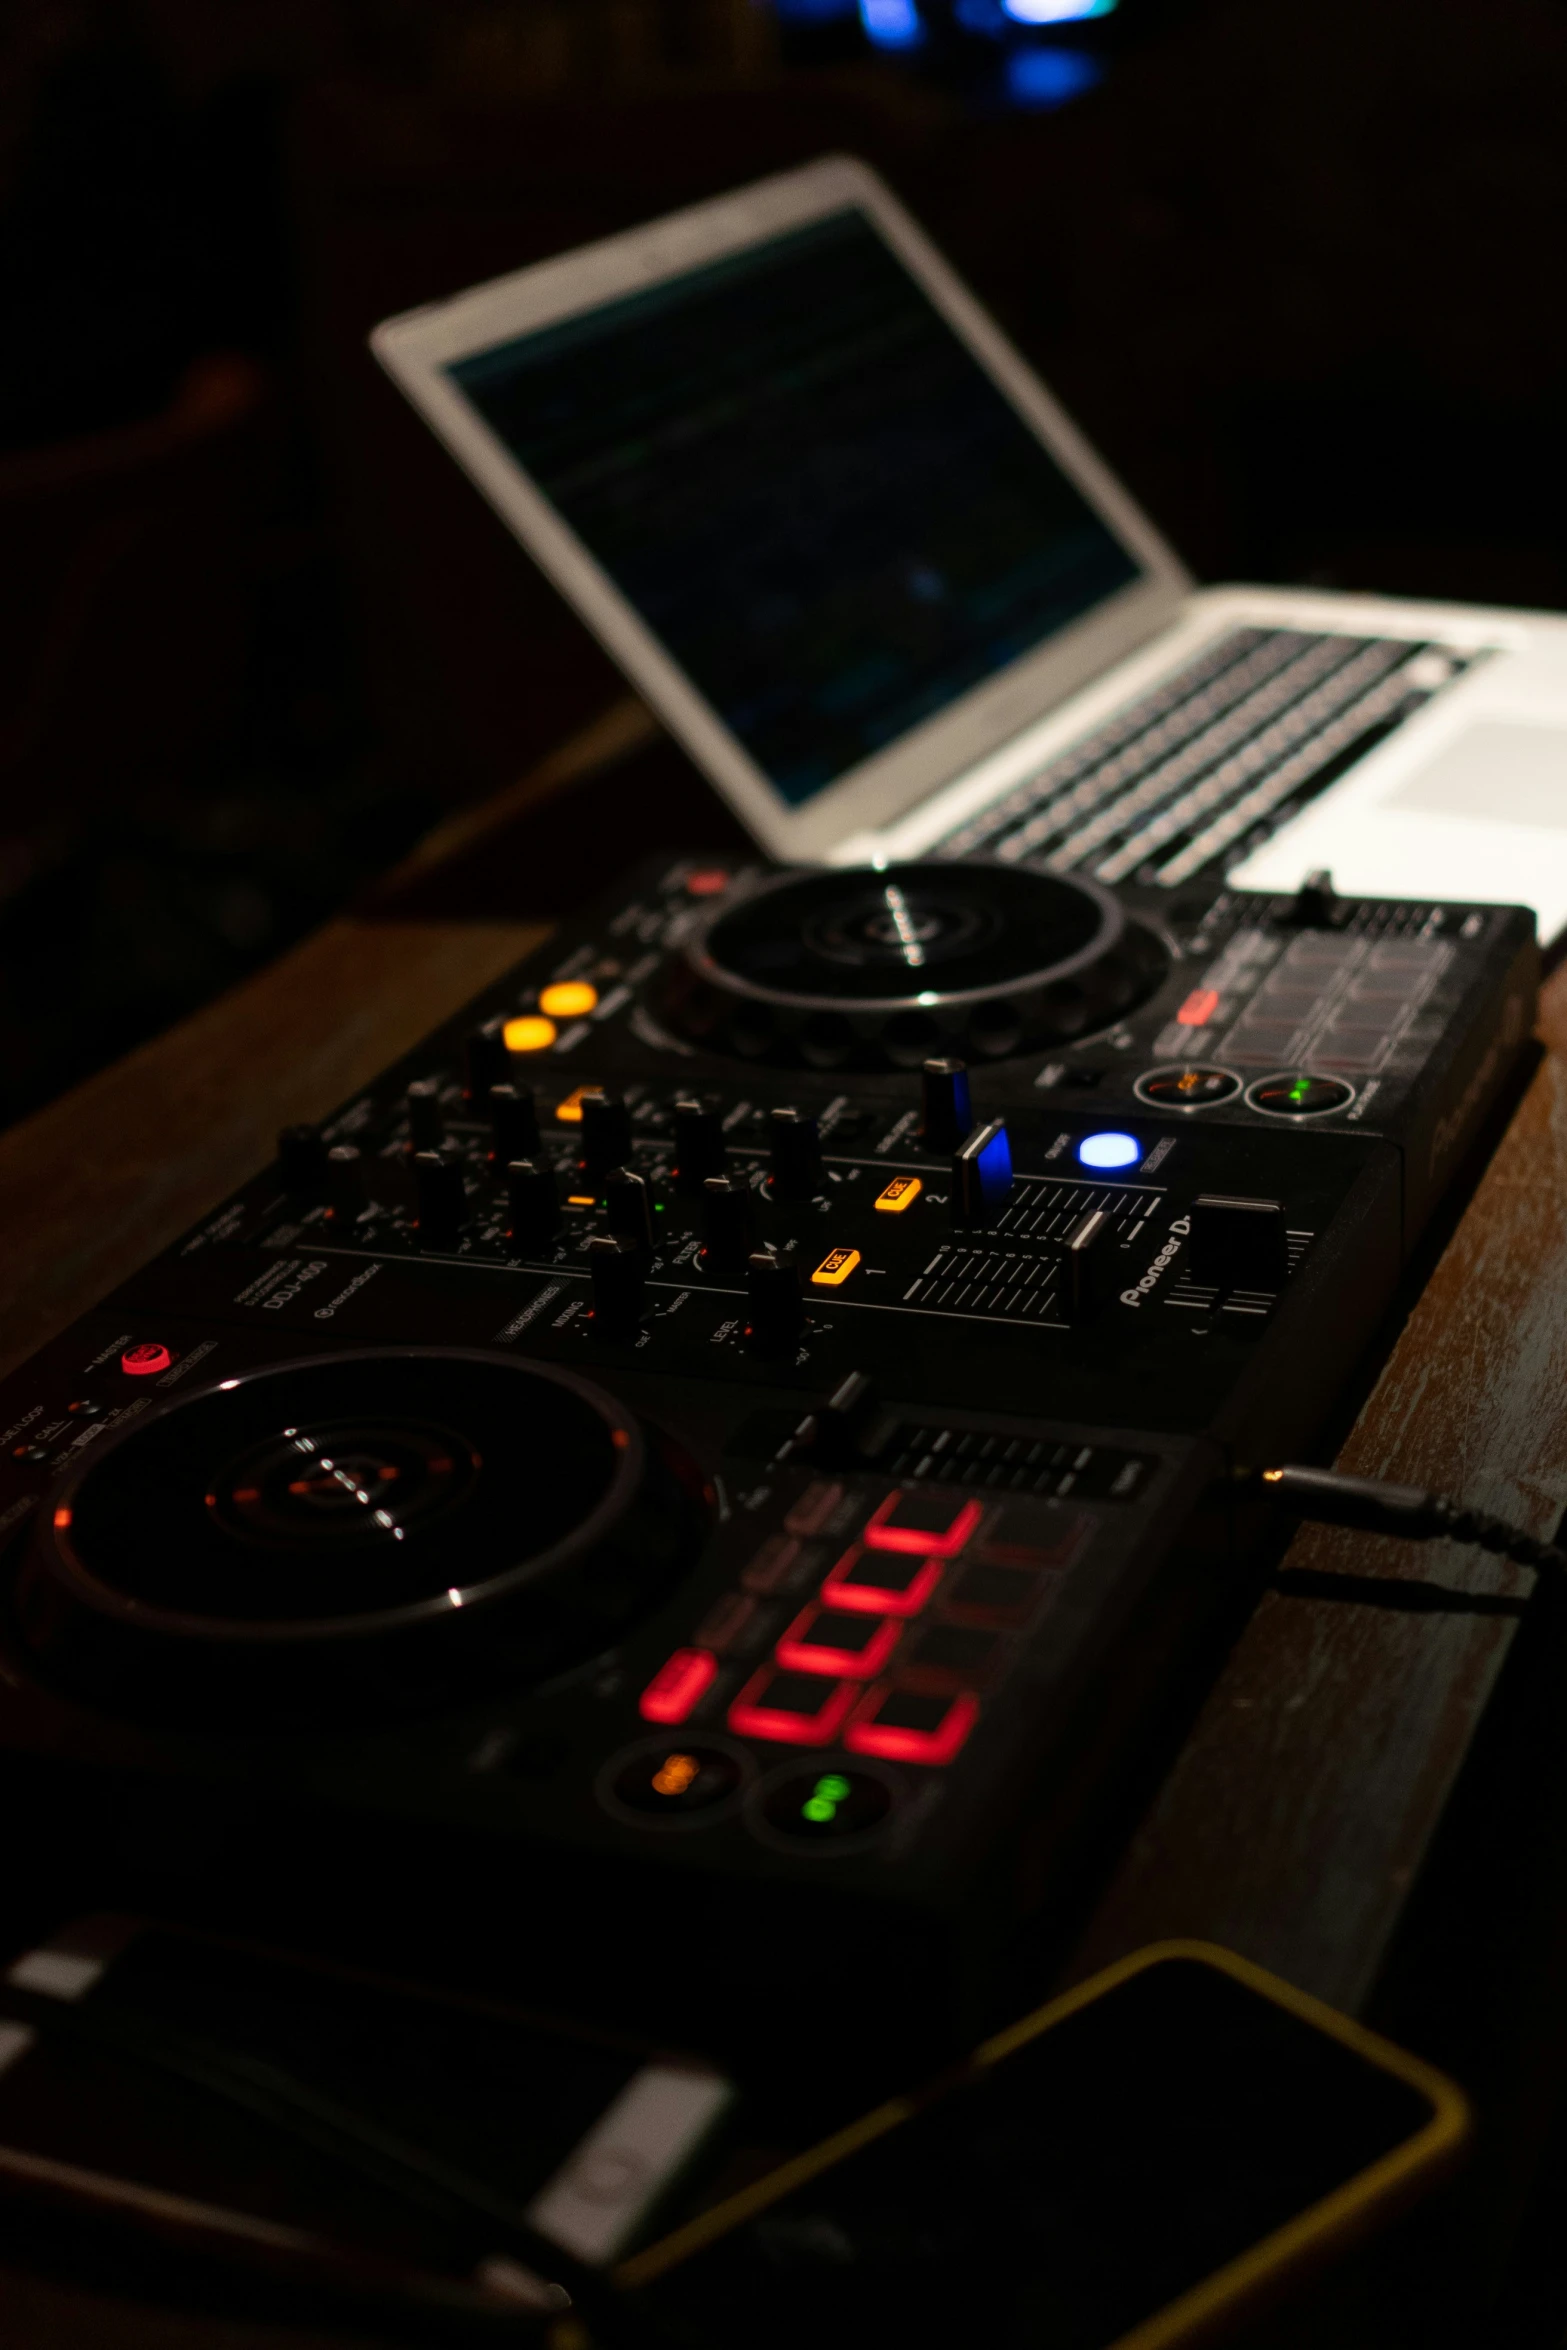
[746,1246,803,1354]
[952,1119,1013,1229]
[1055,1205,1113,1325]
[579,1090,633,1178]
[463,1018,510,1106]
[490,1082,539,1166]
[922,1058,973,1155]
[701,1174,758,1270]
[506,1159,560,1251]
[605,1166,655,1252]
[277,1124,327,1196]
[325,1143,366,1223]
[1189,1195,1288,1292]
[804,1371,889,1469]
[768,1108,822,1202]
[405,1079,444,1153]
[673,1099,727,1192]
[1290,868,1338,928]
[586,1234,646,1333]
[414,1150,466,1249]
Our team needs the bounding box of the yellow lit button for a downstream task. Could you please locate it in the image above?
[503,1014,556,1055]
[539,980,598,1020]
[874,1175,922,1214]
[554,1085,594,1123]
[811,1247,862,1289]
[566,1194,597,1208]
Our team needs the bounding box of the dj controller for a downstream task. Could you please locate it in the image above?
[0,857,1538,2064]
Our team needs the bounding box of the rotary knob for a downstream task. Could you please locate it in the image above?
[587,1235,646,1333]
[506,1160,560,1251]
[490,1082,540,1166]
[921,1057,973,1155]
[579,1090,633,1180]
[326,1143,366,1223]
[414,1151,466,1249]
[277,1124,327,1197]
[405,1080,444,1153]
[701,1175,758,1271]
[463,1018,510,1106]
[673,1099,727,1192]
[768,1108,822,1201]
[746,1246,803,1354]
[605,1167,655,1252]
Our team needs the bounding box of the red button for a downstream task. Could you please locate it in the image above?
[820,1545,943,1619]
[1176,987,1221,1027]
[775,1604,901,1682]
[846,1684,980,1766]
[639,1648,717,1725]
[684,868,731,897]
[728,1666,858,1746]
[120,1342,173,1378]
[862,1493,983,1557]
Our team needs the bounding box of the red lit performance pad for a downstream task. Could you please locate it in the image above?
[862,1492,983,1557]
[939,1562,1052,1629]
[847,1685,979,1766]
[638,1648,717,1725]
[775,1604,901,1681]
[728,1666,858,1745]
[900,1622,1012,1691]
[820,1544,943,1618]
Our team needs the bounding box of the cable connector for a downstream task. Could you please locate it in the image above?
[1256,1464,1567,1577]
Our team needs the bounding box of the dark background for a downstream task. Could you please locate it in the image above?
[3,0,1565,1131]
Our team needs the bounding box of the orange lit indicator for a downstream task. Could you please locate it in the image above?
[539,981,598,1020]
[684,868,730,897]
[566,1195,597,1208]
[639,1649,717,1725]
[554,1085,594,1123]
[52,1506,72,1531]
[1176,988,1221,1028]
[811,1247,861,1289]
[503,1015,557,1055]
[651,1751,701,1797]
[874,1175,922,1215]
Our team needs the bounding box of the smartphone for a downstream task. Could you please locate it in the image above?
[0,1915,731,2328]
[616,1940,1469,2350]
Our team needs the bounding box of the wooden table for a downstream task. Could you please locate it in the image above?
[4,815,1567,2337]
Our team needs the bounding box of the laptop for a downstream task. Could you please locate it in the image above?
[372,154,1567,943]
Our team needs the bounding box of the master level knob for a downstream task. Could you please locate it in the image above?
[587,1234,646,1333]
[506,1159,560,1251]
[922,1058,973,1155]
[673,1099,727,1192]
[701,1174,758,1270]
[578,1090,633,1178]
[490,1082,540,1166]
[414,1150,466,1249]
[405,1079,444,1152]
[1189,1194,1288,1291]
[326,1143,366,1222]
[605,1166,655,1252]
[768,1108,822,1201]
[952,1119,1013,1229]
[277,1123,327,1196]
[463,1017,510,1106]
[746,1245,803,1354]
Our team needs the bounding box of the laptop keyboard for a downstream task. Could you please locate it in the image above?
[936,628,1479,888]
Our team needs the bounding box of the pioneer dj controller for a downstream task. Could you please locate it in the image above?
[0,858,1537,2061]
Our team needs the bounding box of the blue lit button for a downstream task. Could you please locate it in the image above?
[1077,1131,1141,1172]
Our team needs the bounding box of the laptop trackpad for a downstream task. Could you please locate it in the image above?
[1388,720,1567,828]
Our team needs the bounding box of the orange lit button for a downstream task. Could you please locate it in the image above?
[1176,987,1221,1028]
[846,1684,979,1766]
[503,1015,557,1054]
[810,1247,861,1289]
[639,1648,717,1725]
[776,1604,901,1682]
[120,1342,173,1377]
[728,1666,858,1746]
[554,1085,594,1123]
[874,1175,922,1214]
[820,1544,942,1619]
[539,981,598,1020]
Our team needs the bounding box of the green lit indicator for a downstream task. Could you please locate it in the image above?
[801,1796,836,1823]
[1288,1077,1312,1105]
[815,1774,852,1803]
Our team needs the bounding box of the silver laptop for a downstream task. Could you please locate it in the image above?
[372,155,1567,942]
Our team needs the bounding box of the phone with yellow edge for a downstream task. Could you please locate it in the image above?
[612,1941,1470,2350]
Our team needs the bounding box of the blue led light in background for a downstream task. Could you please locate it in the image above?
[1002,0,1118,22]
[1005,44,1104,105]
[1077,1131,1141,1171]
[772,0,856,18]
[860,0,926,48]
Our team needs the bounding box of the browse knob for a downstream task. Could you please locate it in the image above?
[414,1150,465,1249]
[746,1246,803,1354]
[673,1099,727,1192]
[768,1108,822,1202]
[922,1058,973,1155]
[605,1166,655,1252]
[578,1089,633,1178]
[462,1018,510,1106]
[952,1119,1013,1229]
[506,1159,560,1251]
[701,1174,758,1270]
[325,1143,366,1223]
[490,1082,539,1166]
[277,1124,327,1197]
[587,1234,646,1333]
[405,1079,444,1153]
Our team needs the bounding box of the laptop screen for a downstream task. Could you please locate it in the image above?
[448,210,1141,808]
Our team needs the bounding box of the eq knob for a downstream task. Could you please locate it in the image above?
[587,1234,646,1333]
[405,1079,444,1153]
[463,1018,510,1106]
[325,1143,366,1223]
[490,1082,540,1166]
[414,1150,466,1249]
[922,1058,974,1155]
[605,1166,655,1252]
[768,1108,822,1202]
[1189,1195,1289,1291]
[277,1124,327,1197]
[673,1099,727,1192]
[578,1090,633,1179]
[746,1245,803,1354]
[701,1175,758,1270]
[506,1159,560,1251]
[952,1119,1013,1229]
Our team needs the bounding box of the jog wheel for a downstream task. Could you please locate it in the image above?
[15,1350,706,1725]
[662,861,1168,1068]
